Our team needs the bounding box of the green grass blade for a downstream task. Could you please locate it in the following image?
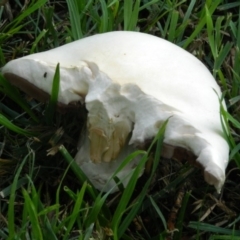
[53,160,74,229]
[205,5,216,59]
[42,7,59,48]
[129,0,140,31]
[0,114,35,136]
[38,204,60,217]
[140,0,161,10]
[58,145,98,200]
[218,2,240,10]
[66,0,83,40]
[0,74,39,122]
[168,10,179,42]
[149,196,167,230]
[173,191,191,240]
[0,46,6,65]
[30,30,48,54]
[183,0,222,49]
[215,42,233,73]
[188,222,240,236]
[102,150,146,193]
[7,153,31,240]
[84,192,109,228]
[210,236,240,240]
[63,182,87,240]
[124,0,135,30]
[83,223,95,240]
[0,177,28,198]
[226,136,240,164]
[6,0,47,31]
[112,154,148,238]
[140,166,195,213]
[22,188,43,240]
[177,0,196,41]
[44,63,60,125]
[99,0,108,32]
[117,121,168,239]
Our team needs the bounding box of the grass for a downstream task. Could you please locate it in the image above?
[0,0,240,239]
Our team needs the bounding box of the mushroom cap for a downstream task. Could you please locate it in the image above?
[1,31,229,192]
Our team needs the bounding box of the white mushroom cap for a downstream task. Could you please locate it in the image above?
[1,31,229,193]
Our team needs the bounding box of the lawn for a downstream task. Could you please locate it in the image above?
[0,0,240,239]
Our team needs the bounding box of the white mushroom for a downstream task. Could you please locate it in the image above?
[1,31,229,193]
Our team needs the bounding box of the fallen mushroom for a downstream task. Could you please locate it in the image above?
[1,31,229,193]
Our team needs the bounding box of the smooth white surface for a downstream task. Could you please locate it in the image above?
[2,31,229,192]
